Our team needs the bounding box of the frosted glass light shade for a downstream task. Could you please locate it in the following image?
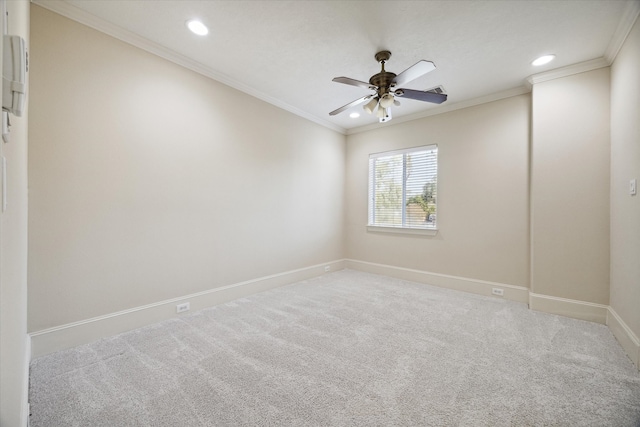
[363,97,379,114]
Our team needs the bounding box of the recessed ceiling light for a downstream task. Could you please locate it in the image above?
[186,20,209,36]
[532,54,555,66]
[349,112,360,119]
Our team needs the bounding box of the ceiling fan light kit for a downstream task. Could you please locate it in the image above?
[363,97,378,114]
[329,50,447,123]
[379,92,395,108]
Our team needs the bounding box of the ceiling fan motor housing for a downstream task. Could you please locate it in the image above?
[369,72,396,96]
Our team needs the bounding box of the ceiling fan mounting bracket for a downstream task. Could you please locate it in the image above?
[374,50,392,63]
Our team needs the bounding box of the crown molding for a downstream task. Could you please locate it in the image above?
[346,86,530,136]
[33,0,638,136]
[526,57,610,87]
[31,0,347,135]
[604,0,640,64]
[527,1,639,87]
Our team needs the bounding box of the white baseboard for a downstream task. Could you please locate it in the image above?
[345,259,530,303]
[30,260,345,358]
[29,258,640,373]
[346,259,640,369]
[23,334,31,427]
[607,307,640,370]
[528,292,609,324]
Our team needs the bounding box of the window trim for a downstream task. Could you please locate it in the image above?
[368,144,439,233]
[366,225,438,236]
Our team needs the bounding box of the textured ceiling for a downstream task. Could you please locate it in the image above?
[35,0,638,133]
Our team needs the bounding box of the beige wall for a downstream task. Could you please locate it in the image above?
[610,18,640,339]
[0,1,30,425]
[531,68,611,305]
[28,6,345,332]
[25,1,636,370]
[345,95,531,288]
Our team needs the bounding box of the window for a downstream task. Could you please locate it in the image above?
[368,145,438,232]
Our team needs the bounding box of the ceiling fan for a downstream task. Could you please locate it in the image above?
[329,51,447,123]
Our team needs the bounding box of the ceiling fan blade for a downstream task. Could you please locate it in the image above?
[329,95,375,116]
[394,88,447,104]
[332,76,377,91]
[391,60,436,87]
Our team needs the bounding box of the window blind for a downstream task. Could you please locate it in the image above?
[368,145,438,229]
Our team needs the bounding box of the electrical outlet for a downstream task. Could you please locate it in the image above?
[176,302,190,313]
[324,266,331,272]
[491,288,504,297]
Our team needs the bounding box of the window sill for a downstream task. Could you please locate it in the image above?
[367,225,438,236]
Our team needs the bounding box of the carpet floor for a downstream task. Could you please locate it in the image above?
[30,269,640,426]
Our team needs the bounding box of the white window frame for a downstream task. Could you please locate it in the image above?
[367,145,438,236]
